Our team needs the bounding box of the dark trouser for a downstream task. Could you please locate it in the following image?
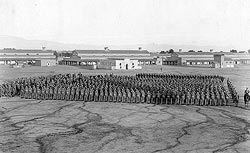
[84,95,88,102]
[65,95,70,101]
[89,95,94,101]
[99,95,104,102]
[118,97,122,102]
[53,94,57,100]
[171,98,175,104]
[94,95,99,102]
[108,96,113,102]
[79,95,84,101]
[75,94,79,101]
[131,97,136,103]
[141,97,145,103]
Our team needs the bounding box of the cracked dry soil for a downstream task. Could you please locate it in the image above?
[0,97,250,153]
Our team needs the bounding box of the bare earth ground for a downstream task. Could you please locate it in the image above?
[0,65,250,153]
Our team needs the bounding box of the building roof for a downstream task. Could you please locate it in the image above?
[0,57,56,61]
[0,54,55,58]
[175,52,213,55]
[185,59,214,62]
[62,58,100,62]
[74,50,150,54]
[0,49,54,53]
[213,52,234,55]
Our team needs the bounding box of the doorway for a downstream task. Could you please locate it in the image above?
[126,64,128,70]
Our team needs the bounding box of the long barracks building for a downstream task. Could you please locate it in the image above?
[158,52,250,68]
[0,48,57,66]
[60,47,157,67]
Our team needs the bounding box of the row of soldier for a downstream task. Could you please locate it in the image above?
[0,73,235,106]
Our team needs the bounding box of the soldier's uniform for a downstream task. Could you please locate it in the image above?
[65,87,71,101]
[79,88,85,101]
[75,87,80,101]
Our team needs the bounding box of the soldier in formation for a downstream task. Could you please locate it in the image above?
[0,73,237,106]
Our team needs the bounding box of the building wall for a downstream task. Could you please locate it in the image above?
[0,53,53,56]
[186,61,213,67]
[97,60,116,69]
[114,59,142,70]
[80,56,153,60]
[78,53,150,57]
[34,59,57,66]
[214,55,224,68]
[223,61,234,68]
[156,58,163,65]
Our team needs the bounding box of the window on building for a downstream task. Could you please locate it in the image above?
[26,54,29,55]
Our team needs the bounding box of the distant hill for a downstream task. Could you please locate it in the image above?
[0,35,234,52]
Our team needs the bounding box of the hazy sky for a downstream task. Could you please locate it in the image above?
[0,0,250,49]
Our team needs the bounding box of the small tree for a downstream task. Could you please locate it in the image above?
[188,50,195,52]
[197,50,202,52]
[169,49,174,53]
[53,51,58,58]
[159,51,166,54]
[230,49,237,53]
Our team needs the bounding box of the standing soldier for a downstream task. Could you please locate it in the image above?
[53,86,58,100]
[99,88,104,102]
[70,87,75,100]
[195,92,200,106]
[56,86,61,100]
[104,87,108,102]
[79,87,85,101]
[36,86,41,100]
[84,88,89,102]
[180,92,185,105]
[204,93,209,106]
[200,92,205,106]
[108,88,113,102]
[126,88,132,103]
[140,89,146,103]
[113,88,117,102]
[94,88,99,102]
[75,86,80,101]
[117,88,122,103]
[66,86,71,101]
[49,86,54,100]
[28,86,33,99]
[32,86,37,99]
[20,85,25,98]
[131,89,136,103]
[89,88,94,102]
[175,92,180,105]
[61,87,66,100]
[156,91,161,105]
[190,91,195,105]
[185,91,191,105]
[41,87,46,100]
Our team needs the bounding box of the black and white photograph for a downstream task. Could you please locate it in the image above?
[0,0,250,153]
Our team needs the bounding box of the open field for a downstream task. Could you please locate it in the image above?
[0,65,250,153]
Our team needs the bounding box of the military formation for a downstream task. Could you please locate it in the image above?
[0,73,238,106]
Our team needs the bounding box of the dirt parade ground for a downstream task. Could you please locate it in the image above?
[0,65,250,153]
